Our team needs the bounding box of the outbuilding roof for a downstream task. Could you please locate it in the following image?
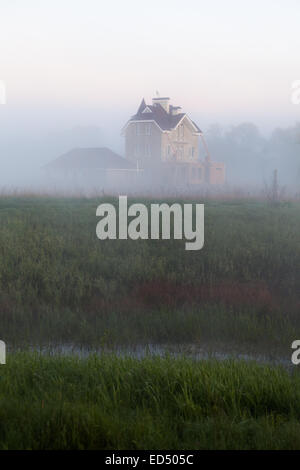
[45,147,134,171]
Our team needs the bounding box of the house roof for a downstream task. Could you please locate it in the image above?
[125,99,202,134]
[45,147,135,171]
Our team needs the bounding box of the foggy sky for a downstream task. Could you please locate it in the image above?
[0,0,300,188]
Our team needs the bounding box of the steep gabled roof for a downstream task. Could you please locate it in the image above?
[137,98,146,114]
[124,98,202,133]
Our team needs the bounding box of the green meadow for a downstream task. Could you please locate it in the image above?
[0,195,299,449]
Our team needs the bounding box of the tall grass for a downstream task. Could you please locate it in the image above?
[1,353,300,449]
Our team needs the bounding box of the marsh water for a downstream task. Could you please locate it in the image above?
[19,343,294,370]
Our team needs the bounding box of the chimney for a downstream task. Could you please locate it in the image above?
[170,106,182,116]
[152,96,170,113]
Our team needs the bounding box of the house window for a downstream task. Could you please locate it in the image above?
[136,122,151,135]
[134,143,139,157]
[188,147,195,158]
[145,143,151,157]
[178,146,184,159]
[145,123,151,135]
[198,168,202,179]
[177,123,184,141]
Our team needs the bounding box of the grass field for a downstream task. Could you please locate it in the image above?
[0,196,299,356]
[0,195,299,449]
[1,353,300,450]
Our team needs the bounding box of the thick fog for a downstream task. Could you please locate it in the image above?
[205,122,300,189]
[0,107,299,196]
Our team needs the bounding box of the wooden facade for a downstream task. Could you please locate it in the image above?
[123,96,225,186]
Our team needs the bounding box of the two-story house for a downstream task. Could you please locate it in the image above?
[122,96,225,185]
